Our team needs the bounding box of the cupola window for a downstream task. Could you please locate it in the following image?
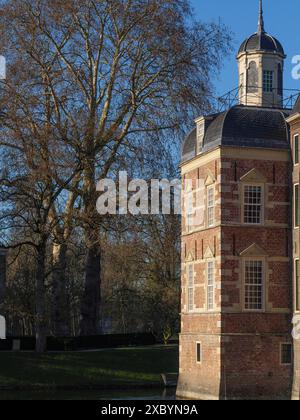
[294,134,299,165]
[277,64,283,96]
[247,61,258,93]
[263,70,273,93]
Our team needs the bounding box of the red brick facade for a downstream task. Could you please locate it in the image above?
[177,147,293,400]
[287,111,300,400]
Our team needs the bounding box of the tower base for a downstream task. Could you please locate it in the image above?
[177,333,292,400]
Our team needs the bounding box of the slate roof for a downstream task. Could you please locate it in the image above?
[238,32,285,56]
[182,128,197,163]
[182,105,291,163]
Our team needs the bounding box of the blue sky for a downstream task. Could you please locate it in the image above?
[190,0,300,97]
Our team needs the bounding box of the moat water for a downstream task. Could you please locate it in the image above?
[0,388,176,401]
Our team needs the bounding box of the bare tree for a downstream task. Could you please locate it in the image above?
[0,0,232,339]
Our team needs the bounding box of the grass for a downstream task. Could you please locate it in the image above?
[0,345,179,390]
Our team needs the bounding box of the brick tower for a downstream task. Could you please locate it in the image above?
[286,97,300,400]
[177,1,293,400]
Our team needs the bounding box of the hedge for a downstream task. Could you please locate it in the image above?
[0,333,156,352]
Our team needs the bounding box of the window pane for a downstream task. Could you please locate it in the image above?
[188,265,194,287]
[207,187,215,227]
[244,260,263,310]
[244,186,263,224]
[263,70,273,93]
[187,191,194,232]
[281,344,292,365]
[295,185,299,228]
[196,343,202,363]
[188,265,194,311]
[278,64,283,96]
[188,289,193,311]
[197,123,205,151]
[295,135,299,165]
[296,260,300,312]
[207,261,214,310]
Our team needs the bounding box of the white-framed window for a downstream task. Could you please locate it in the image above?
[188,264,194,312]
[207,186,215,227]
[263,70,273,93]
[294,134,299,165]
[295,184,299,228]
[186,187,194,233]
[197,121,205,153]
[207,261,215,311]
[280,343,292,366]
[243,259,265,311]
[243,184,264,225]
[196,342,202,364]
[296,259,300,312]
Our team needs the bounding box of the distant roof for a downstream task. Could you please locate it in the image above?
[238,32,285,56]
[292,95,300,115]
[182,105,291,163]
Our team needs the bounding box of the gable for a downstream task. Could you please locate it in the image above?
[240,168,267,183]
[239,243,268,257]
[205,172,216,187]
[204,246,214,259]
[186,251,194,263]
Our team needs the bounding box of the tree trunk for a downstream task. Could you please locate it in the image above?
[35,242,47,353]
[52,242,70,336]
[80,237,101,336]
[80,152,101,336]
[0,249,7,307]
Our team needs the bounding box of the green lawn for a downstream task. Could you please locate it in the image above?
[0,345,178,390]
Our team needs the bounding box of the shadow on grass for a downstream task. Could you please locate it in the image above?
[0,345,179,389]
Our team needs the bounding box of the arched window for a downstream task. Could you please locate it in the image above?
[278,63,283,96]
[247,61,258,93]
[239,73,245,99]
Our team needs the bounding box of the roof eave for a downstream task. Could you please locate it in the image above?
[286,113,300,123]
[237,50,286,60]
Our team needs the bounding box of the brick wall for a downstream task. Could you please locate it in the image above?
[177,147,293,400]
[289,116,300,400]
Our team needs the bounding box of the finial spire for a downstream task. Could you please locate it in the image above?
[258,0,265,34]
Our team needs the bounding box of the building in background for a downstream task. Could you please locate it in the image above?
[177,0,299,400]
